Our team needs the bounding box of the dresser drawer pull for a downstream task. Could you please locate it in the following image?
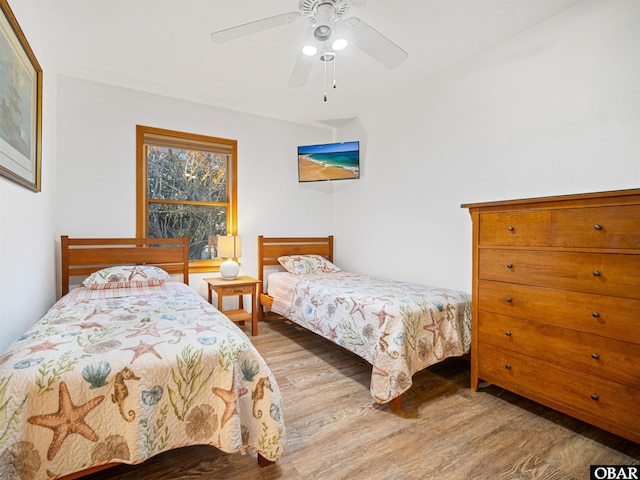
[593,224,602,230]
[592,270,601,277]
[506,263,513,269]
[507,225,514,231]
[505,297,512,303]
[592,311,600,318]
[590,394,599,401]
[591,353,600,360]
[505,364,512,370]
[505,331,512,336]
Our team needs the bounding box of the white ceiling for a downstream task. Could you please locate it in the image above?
[21,0,582,127]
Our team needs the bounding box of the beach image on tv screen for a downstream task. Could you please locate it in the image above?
[298,141,359,182]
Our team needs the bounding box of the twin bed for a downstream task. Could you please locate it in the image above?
[257,236,472,411]
[0,237,284,480]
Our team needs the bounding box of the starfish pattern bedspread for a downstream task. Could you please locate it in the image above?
[271,272,472,403]
[0,283,285,479]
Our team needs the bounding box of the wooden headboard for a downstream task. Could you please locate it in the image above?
[257,235,333,309]
[61,236,190,296]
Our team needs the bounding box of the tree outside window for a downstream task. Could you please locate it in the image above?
[136,125,237,272]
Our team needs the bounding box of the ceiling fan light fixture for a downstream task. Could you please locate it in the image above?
[302,44,318,56]
[313,2,335,41]
[314,24,332,41]
[331,19,348,51]
[301,26,320,56]
[331,38,348,51]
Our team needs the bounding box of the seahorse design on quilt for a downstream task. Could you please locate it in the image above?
[252,376,273,419]
[112,367,140,422]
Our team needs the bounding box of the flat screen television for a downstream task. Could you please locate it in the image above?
[297,141,360,182]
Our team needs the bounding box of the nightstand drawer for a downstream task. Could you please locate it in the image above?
[479,211,550,246]
[220,284,254,296]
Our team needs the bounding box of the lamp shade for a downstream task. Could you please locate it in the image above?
[217,235,241,280]
[217,235,241,259]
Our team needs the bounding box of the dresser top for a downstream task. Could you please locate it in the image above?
[461,188,640,210]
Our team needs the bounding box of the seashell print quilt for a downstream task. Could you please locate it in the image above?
[0,283,285,479]
[271,272,472,404]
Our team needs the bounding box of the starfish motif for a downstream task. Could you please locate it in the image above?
[349,296,373,320]
[423,311,446,360]
[189,323,217,334]
[212,370,248,428]
[71,321,103,330]
[121,340,164,363]
[25,340,70,356]
[123,266,149,281]
[85,307,112,321]
[307,311,323,332]
[27,381,105,460]
[131,299,152,307]
[125,323,168,338]
[326,324,339,341]
[372,306,394,328]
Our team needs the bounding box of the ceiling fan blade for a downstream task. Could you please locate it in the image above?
[211,12,301,43]
[345,17,408,69]
[288,52,314,88]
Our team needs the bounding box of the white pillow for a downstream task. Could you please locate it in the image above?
[83,265,170,290]
[277,255,341,275]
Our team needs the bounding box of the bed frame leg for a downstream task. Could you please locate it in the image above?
[388,395,403,412]
[257,453,274,467]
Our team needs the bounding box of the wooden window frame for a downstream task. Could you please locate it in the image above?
[136,125,238,273]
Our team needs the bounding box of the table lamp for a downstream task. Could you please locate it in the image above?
[217,235,241,280]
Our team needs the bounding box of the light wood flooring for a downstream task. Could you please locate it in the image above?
[85,316,639,480]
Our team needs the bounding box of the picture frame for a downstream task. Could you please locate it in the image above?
[0,0,42,191]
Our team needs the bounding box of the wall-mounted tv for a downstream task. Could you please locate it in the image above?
[297,141,360,182]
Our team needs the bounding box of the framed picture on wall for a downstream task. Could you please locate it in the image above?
[0,0,42,191]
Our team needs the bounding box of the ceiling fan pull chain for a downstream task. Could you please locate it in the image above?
[333,52,337,89]
[323,44,328,102]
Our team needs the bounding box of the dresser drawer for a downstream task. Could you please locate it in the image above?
[479,211,550,246]
[478,311,640,388]
[552,206,640,249]
[479,249,640,298]
[477,342,640,434]
[478,280,640,342]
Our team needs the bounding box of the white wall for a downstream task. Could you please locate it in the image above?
[334,0,640,292]
[55,76,334,300]
[0,7,58,352]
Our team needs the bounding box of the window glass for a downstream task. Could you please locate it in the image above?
[136,126,237,271]
[147,147,228,203]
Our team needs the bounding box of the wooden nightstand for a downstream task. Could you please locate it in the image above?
[204,275,261,336]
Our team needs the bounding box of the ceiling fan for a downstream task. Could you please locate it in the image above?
[210,0,408,92]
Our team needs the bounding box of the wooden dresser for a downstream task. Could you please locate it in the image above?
[462,189,640,443]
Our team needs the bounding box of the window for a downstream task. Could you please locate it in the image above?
[136,125,237,272]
